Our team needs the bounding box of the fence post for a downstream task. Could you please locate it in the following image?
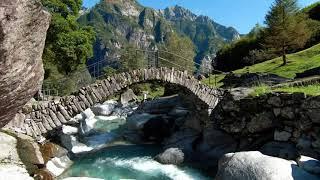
[155,50,159,68]
[215,74,217,87]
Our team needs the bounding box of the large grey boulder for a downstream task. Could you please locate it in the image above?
[0,0,50,127]
[155,148,184,165]
[91,100,117,116]
[0,132,33,179]
[15,133,44,175]
[215,151,319,180]
[120,89,137,106]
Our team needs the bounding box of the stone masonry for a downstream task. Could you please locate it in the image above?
[6,67,222,137]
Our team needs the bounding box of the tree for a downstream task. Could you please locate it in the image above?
[41,0,96,76]
[264,0,311,65]
[159,32,196,72]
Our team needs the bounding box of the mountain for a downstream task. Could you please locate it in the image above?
[161,5,240,63]
[78,0,240,69]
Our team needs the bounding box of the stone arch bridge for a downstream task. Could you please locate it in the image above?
[7,67,222,137]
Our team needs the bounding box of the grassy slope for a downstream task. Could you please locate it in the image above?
[202,43,320,88]
[250,83,320,96]
[234,43,320,78]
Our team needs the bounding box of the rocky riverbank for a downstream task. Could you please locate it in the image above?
[1,91,320,180]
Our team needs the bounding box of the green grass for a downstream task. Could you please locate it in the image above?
[250,84,272,97]
[201,74,226,87]
[234,43,320,78]
[250,83,320,97]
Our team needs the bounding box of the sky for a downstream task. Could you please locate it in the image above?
[83,0,319,34]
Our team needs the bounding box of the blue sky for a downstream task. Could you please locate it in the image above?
[83,0,319,34]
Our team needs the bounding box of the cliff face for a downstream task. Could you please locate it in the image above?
[0,0,51,127]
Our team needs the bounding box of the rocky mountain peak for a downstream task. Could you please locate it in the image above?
[163,5,197,21]
[103,0,142,17]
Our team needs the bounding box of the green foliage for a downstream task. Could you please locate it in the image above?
[201,74,226,88]
[215,0,319,72]
[215,33,262,71]
[171,12,237,63]
[120,45,146,71]
[159,32,196,72]
[131,83,165,100]
[264,0,311,65]
[41,0,96,94]
[103,66,118,77]
[55,28,95,74]
[302,1,320,21]
[41,0,82,17]
[306,19,320,47]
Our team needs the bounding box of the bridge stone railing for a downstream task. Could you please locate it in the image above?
[6,67,223,137]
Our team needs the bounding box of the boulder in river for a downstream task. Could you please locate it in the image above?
[46,155,73,177]
[215,151,319,180]
[62,125,79,135]
[91,101,117,116]
[60,134,93,154]
[120,89,138,106]
[155,148,184,165]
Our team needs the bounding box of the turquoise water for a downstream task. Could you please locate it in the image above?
[60,144,211,180]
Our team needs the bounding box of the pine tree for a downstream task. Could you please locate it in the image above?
[264,0,310,65]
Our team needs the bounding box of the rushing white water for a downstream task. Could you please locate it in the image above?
[106,156,210,180]
[59,144,211,180]
[59,102,211,180]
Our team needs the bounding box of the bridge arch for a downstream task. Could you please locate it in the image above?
[8,67,222,137]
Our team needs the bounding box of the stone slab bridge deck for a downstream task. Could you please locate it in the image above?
[6,67,223,137]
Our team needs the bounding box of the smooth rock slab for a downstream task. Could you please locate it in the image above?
[0,164,33,180]
[215,151,319,180]
[0,132,33,180]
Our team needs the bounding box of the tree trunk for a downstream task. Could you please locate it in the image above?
[282,54,287,65]
[282,45,287,65]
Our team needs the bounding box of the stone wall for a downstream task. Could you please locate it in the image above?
[210,92,320,159]
[5,67,222,137]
